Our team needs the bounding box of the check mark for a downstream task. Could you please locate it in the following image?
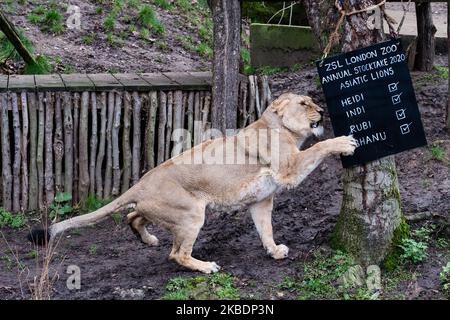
[391,93,402,105]
[395,109,406,120]
[388,82,399,93]
[400,123,412,135]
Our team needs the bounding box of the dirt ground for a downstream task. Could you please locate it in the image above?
[0,63,448,300]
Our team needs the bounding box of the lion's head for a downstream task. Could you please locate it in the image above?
[268,93,324,138]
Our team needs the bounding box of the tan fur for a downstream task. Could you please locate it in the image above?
[48,93,357,274]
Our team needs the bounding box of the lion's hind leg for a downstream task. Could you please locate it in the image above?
[127,211,159,246]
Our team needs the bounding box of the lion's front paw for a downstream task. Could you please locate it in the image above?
[332,135,357,156]
[269,244,289,260]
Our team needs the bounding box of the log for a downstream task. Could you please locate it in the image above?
[202,93,211,140]
[37,92,45,209]
[248,76,256,123]
[172,90,183,156]
[181,92,186,135]
[0,93,12,211]
[11,93,21,212]
[73,93,80,203]
[145,91,158,170]
[239,80,248,128]
[112,91,122,196]
[157,91,167,165]
[28,92,38,210]
[254,76,261,119]
[62,92,73,197]
[131,91,141,185]
[79,91,90,201]
[193,92,202,146]
[21,92,29,211]
[54,93,64,194]
[104,91,115,198]
[89,92,98,195]
[186,92,194,150]
[95,92,107,198]
[165,92,173,160]
[44,92,54,206]
[121,92,132,193]
[258,76,267,113]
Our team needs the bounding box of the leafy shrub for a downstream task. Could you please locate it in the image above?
[399,238,428,264]
[0,208,27,229]
[49,192,73,221]
[138,5,165,35]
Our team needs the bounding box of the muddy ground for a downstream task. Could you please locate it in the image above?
[0,64,449,300]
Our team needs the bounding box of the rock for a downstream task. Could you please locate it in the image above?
[338,265,365,287]
[366,265,382,292]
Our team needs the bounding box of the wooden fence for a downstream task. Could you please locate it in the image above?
[0,72,272,212]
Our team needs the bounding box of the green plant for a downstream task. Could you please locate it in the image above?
[49,192,73,221]
[430,145,448,164]
[256,66,286,76]
[0,28,35,64]
[433,65,449,80]
[176,0,191,12]
[43,9,65,34]
[0,255,14,272]
[89,244,98,255]
[156,40,170,52]
[291,63,304,72]
[96,7,104,14]
[140,28,150,41]
[138,5,165,35]
[27,250,38,259]
[196,43,213,59]
[413,224,436,242]
[0,208,27,229]
[162,272,240,300]
[104,15,116,31]
[82,34,96,45]
[399,238,428,264]
[81,194,111,213]
[111,213,122,225]
[436,238,449,249]
[241,48,255,75]
[106,32,124,47]
[155,0,172,10]
[439,262,450,295]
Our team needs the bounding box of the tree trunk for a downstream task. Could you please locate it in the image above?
[306,0,406,266]
[157,91,167,165]
[210,0,240,133]
[37,93,45,209]
[21,92,29,211]
[131,92,141,185]
[11,93,21,212]
[63,92,73,197]
[54,93,64,194]
[95,92,107,198]
[28,92,38,210]
[112,92,122,196]
[79,92,90,201]
[447,4,450,129]
[1,93,12,211]
[122,92,132,193]
[145,91,158,170]
[414,2,437,71]
[89,92,98,195]
[44,92,54,206]
[104,91,115,198]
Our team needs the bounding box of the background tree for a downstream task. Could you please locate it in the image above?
[304,0,409,267]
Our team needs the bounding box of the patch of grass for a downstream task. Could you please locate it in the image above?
[440,261,450,296]
[89,244,98,255]
[162,272,240,300]
[127,0,140,9]
[27,5,65,34]
[430,145,448,164]
[196,43,213,59]
[436,238,449,249]
[81,194,112,213]
[399,238,428,264]
[104,15,116,31]
[433,65,449,80]
[0,208,27,229]
[156,40,170,52]
[138,5,165,35]
[106,32,124,47]
[177,35,196,52]
[140,28,151,41]
[291,63,304,72]
[96,7,104,15]
[0,29,35,63]
[241,48,255,75]
[27,250,38,260]
[82,34,96,46]
[111,213,122,225]
[256,65,286,76]
[175,0,192,13]
[155,0,172,10]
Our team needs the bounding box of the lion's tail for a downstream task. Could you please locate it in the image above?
[28,189,137,245]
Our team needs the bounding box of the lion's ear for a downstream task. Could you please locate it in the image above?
[270,97,290,116]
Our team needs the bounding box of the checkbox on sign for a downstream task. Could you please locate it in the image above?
[392,93,402,105]
[395,109,406,120]
[388,82,399,93]
[400,123,412,135]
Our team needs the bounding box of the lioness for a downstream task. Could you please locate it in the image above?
[30,93,357,274]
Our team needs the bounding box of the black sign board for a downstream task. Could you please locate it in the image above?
[316,39,427,168]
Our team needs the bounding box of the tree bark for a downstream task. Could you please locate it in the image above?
[28,92,38,210]
[89,92,98,195]
[306,0,405,266]
[145,91,158,170]
[1,93,12,211]
[447,4,450,129]
[79,92,90,201]
[112,92,122,196]
[54,93,64,194]
[37,93,45,209]
[122,92,132,193]
[165,92,173,160]
[172,90,183,156]
[210,0,240,133]
[131,92,141,185]
[63,92,73,197]
[157,91,167,165]
[95,92,107,198]
[414,2,437,71]
[21,92,29,211]
[104,91,115,198]
[44,92,54,206]
[11,93,21,212]
[73,93,80,203]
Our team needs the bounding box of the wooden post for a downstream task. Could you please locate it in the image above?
[28,92,38,210]
[1,93,12,211]
[210,0,241,133]
[44,92,55,206]
[414,1,437,71]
